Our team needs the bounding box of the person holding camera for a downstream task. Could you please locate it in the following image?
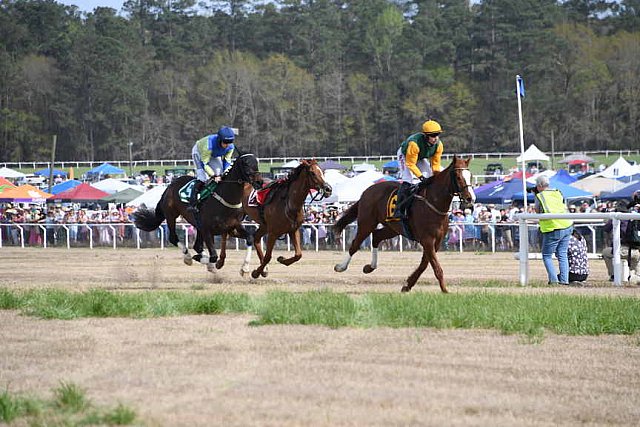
[534,175,573,285]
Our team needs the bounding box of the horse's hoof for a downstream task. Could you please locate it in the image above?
[192,254,202,262]
[215,260,224,270]
[183,257,193,266]
[363,265,375,274]
[207,264,217,273]
[276,256,285,264]
[334,265,345,273]
[401,286,410,293]
[251,270,260,279]
[261,271,268,278]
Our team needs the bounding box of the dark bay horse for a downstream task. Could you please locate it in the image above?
[133,152,262,272]
[333,155,476,293]
[237,159,332,278]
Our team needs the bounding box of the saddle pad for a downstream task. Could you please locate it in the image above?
[247,188,272,207]
[179,179,198,204]
[179,179,218,204]
[385,188,400,222]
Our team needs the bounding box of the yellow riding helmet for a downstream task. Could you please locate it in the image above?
[422,120,442,135]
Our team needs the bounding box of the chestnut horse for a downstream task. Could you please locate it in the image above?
[133,152,262,272]
[236,159,333,278]
[333,155,476,292]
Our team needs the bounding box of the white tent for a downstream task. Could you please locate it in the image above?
[352,163,377,174]
[333,169,384,202]
[92,178,145,194]
[596,157,638,179]
[0,167,26,178]
[281,160,300,168]
[126,185,168,208]
[516,144,550,163]
[323,169,349,187]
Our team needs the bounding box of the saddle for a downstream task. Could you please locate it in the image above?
[247,187,272,207]
[179,179,218,204]
[384,183,423,241]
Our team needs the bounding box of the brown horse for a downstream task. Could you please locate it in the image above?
[333,155,476,293]
[236,159,333,278]
[133,152,262,272]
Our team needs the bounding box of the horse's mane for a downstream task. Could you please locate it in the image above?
[264,159,316,192]
[416,158,456,190]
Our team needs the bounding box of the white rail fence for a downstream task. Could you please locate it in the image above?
[515,212,640,286]
[0,221,613,257]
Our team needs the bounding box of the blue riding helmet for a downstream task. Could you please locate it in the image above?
[217,126,235,144]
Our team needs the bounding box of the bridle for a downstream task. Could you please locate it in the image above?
[415,163,472,216]
[218,153,260,186]
[306,164,330,203]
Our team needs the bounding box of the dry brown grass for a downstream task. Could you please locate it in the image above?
[1,247,639,426]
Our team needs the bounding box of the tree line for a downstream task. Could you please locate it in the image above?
[0,0,638,163]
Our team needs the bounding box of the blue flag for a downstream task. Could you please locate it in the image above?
[517,75,526,99]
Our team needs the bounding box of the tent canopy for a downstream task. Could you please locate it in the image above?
[86,162,125,176]
[596,157,638,179]
[126,185,167,208]
[599,181,640,201]
[558,153,595,164]
[0,167,25,178]
[0,184,52,202]
[92,178,144,194]
[570,176,623,196]
[50,179,82,195]
[52,183,110,201]
[318,160,346,171]
[516,144,550,163]
[34,168,67,177]
[101,188,144,204]
[0,177,16,193]
[474,178,534,205]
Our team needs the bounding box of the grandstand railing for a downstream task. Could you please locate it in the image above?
[2,149,638,171]
[0,221,612,259]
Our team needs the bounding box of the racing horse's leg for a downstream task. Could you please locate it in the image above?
[334,217,377,273]
[195,227,218,272]
[277,229,302,266]
[190,230,204,264]
[215,232,228,270]
[401,235,447,293]
[245,225,268,278]
[251,230,276,279]
[362,226,398,274]
[164,212,192,266]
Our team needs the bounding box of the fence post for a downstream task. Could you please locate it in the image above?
[518,219,529,286]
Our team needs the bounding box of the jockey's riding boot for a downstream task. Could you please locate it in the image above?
[393,182,412,219]
[187,180,204,213]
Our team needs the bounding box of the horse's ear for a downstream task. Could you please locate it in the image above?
[466,156,472,164]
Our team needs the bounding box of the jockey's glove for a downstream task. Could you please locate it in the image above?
[418,175,427,183]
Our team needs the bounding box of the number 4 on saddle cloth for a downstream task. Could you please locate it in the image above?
[179,179,218,204]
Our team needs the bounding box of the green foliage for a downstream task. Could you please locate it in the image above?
[2,288,638,339]
[0,384,137,425]
[1,0,638,161]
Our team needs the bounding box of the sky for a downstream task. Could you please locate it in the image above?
[58,1,125,13]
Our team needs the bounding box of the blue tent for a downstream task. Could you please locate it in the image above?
[383,160,399,169]
[550,169,576,185]
[599,181,640,201]
[34,168,67,177]
[86,162,125,176]
[50,179,82,195]
[474,178,534,205]
[513,181,592,202]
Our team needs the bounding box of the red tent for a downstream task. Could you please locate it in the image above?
[52,183,109,202]
[0,176,16,193]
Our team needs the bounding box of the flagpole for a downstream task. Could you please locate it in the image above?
[516,75,527,209]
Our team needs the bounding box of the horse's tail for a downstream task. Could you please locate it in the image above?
[333,201,359,234]
[133,202,165,232]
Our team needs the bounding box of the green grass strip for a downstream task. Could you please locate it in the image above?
[1,288,639,337]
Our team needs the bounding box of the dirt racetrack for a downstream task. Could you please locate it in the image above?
[1,247,639,426]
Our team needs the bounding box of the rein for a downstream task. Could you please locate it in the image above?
[213,153,258,207]
[415,165,471,216]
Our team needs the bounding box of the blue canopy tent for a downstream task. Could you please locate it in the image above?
[383,160,399,169]
[474,178,534,205]
[513,181,592,202]
[34,168,67,177]
[86,162,125,176]
[599,181,640,201]
[50,179,82,195]
[550,169,577,185]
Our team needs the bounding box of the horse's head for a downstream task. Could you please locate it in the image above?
[235,152,263,190]
[450,155,476,204]
[301,159,332,199]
